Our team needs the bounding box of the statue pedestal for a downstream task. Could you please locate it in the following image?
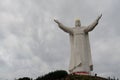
[71,71,90,75]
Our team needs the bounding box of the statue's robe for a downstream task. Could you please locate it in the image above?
[69,27,93,73]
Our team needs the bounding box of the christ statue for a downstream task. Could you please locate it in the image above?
[54,14,102,74]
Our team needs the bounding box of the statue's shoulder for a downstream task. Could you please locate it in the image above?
[81,26,87,28]
[81,26,87,30]
[72,27,76,29]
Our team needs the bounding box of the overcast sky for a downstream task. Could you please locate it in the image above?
[0,0,120,80]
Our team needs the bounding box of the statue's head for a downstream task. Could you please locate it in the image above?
[75,19,81,27]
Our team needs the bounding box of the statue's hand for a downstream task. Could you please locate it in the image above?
[54,19,59,24]
[98,14,102,20]
[90,65,93,71]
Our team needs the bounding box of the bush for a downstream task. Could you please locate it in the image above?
[35,70,68,80]
[17,77,32,80]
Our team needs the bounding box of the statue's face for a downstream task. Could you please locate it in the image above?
[75,19,81,27]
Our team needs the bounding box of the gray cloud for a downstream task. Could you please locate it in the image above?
[0,0,120,80]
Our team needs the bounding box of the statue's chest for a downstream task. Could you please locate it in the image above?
[73,27,85,35]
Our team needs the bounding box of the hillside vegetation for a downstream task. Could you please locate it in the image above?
[16,70,113,80]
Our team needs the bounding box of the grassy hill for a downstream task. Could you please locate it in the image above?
[17,70,110,80]
[35,70,108,80]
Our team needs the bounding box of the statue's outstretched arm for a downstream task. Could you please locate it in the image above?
[84,14,102,33]
[54,19,73,34]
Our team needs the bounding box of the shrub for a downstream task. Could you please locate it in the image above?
[35,70,68,80]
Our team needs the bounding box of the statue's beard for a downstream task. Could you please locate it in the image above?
[75,24,81,27]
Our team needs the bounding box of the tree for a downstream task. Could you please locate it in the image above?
[35,70,68,80]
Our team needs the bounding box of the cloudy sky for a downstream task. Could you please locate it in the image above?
[0,0,120,80]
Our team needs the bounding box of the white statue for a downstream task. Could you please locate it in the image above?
[54,14,102,74]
